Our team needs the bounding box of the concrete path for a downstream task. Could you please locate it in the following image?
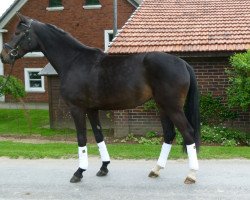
[0,102,48,110]
[0,158,249,200]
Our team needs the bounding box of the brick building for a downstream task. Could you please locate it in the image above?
[108,0,250,134]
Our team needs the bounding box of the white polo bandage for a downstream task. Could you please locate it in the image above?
[186,143,199,170]
[97,141,110,162]
[78,146,88,170]
[157,143,172,168]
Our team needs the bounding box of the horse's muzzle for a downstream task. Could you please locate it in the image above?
[0,49,14,64]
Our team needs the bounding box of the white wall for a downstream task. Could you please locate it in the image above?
[0,32,5,102]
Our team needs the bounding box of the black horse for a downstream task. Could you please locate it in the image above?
[1,14,200,184]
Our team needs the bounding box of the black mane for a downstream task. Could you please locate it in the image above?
[44,23,103,53]
[46,23,66,35]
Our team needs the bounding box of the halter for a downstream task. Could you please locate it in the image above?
[3,19,33,58]
[1,19,33,91]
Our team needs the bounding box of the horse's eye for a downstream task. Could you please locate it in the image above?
[15,32,21,36]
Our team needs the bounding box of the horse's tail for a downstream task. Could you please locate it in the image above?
[184,63,201,152]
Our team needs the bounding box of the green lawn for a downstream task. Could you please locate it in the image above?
[0,141,249,159]
[0,109,249,160]
[0,109,75,136]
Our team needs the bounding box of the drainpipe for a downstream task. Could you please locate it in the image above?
[113,0,118,37]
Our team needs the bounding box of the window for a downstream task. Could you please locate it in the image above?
[83,0,102,9]
[24,68,45,92]
[104,30,120,52]
[49,0,62,7]
[47,0,64,11]
[85,0,100,5]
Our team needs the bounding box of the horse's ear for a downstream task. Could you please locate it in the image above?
[16,12,27,23]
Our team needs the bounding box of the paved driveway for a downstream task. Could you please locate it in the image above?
[0,158,249,200]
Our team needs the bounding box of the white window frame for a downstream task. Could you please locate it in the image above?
[46,6,64,11]
[24,68,45,93]
[83,5,102,9]
[83,0,102,9]
[24,52,44,58]
[104,30,120,52]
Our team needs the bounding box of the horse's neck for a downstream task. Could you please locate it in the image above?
[34,24,97,75]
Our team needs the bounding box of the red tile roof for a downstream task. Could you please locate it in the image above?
[108,0,250,54]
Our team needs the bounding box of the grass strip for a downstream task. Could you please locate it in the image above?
[0,141,249,159]
[0,109,75,136]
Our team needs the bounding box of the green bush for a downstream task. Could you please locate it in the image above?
[222,139,237,147]
[175,125,249,147]
[200,93,238,125]
[0,76,26,99]
[175,133,183,145]
[226,50,250,111]
[146,130,158,138]
[138,137,161,145]
[122,133,161,145]
[122,126,249,147]
[201,125,249,146]
[143,99,158,111]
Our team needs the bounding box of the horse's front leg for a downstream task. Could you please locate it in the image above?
[69,106,88,183]
[87,109,110,177]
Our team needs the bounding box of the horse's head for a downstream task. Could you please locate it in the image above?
[0,13,38,64]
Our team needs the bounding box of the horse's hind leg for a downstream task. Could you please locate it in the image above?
[87,109,110,177]
[149,114,176,178]
[168,110,199,184]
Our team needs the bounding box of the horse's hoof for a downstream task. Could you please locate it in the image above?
[96,168,109,177]
[184,176,196,184]
[70,175,83,183]
[148,171,159,178]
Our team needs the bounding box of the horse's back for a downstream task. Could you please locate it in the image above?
[90,53,151,109]
[143,52,189,83]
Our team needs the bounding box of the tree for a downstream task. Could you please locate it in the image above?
[0,76,26,99]
[226,50,250,111]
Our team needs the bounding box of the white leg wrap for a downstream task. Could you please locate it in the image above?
[187,169,197,181]
[186,143,199,170]
[157,143,172,168]
[78,146,88,170]
[97,141,110,162]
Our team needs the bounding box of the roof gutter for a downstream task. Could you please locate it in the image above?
[0,0,28,29]
[0,29,8,33]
